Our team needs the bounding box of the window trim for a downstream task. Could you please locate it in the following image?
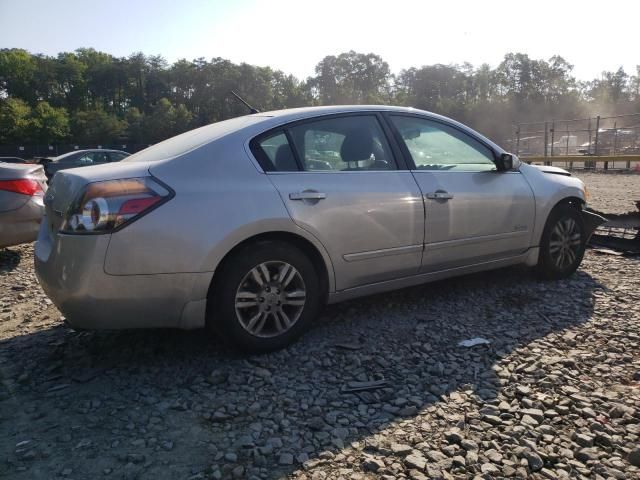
[381,112,500,172]
[249,129,298,172]
[249,112,411,173]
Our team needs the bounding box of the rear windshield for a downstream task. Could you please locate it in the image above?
[123,115,263,163]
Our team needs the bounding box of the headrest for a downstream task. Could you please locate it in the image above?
[340,128,373,162]
[274,144,298,171]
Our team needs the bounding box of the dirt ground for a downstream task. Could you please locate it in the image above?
[1,172,639,480]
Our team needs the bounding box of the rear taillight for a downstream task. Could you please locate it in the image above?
[0,179,43,196]
[60,177,172,234]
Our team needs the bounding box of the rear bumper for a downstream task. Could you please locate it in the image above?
[34,218,211,330]
[0,198,44,248]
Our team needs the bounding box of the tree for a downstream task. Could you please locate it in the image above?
[0,98,32,143]
[0,47,637,149]
[311,51,391,104]
[125,107,145,143]
[142,98,193,143]
[71,109,126,144]
[26,102,70,144]
[0,49,38,103]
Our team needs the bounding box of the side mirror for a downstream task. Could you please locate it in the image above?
[496,153,514,171]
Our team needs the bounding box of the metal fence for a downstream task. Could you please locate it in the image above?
[0,143,151,159]
[510,113,640,171]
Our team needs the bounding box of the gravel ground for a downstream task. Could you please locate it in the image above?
[1,173,639,480]
[578,171,640,215]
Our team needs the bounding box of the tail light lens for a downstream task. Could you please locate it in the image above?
[0,179,44,196]
[60,177,172,234]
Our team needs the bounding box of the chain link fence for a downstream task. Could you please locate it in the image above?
[510,113,640,171]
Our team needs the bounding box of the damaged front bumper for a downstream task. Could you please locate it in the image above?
[582,209,607,242]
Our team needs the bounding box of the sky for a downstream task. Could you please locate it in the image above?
[0,0,638,81]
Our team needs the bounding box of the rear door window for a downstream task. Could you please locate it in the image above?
[289,115,396,171]
[250,115,397,172]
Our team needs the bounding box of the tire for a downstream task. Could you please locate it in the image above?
[537,204,586,280]
[208,240,322,353]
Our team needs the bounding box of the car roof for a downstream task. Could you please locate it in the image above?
[124,105,505,165]
[252,105,430,122]
[247,105,503,152]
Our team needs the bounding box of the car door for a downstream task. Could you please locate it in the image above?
[251,114,425,291]
[386,114,535,272]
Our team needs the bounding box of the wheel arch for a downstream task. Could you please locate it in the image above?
[206,230,334,315]
[552,195,585,211]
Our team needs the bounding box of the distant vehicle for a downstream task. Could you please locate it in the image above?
[0,157,32,164]
[0,162,48,248]
[549,135,579,155]
[38,149,130,178]
[35,106,604,352]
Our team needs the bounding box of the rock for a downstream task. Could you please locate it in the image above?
[521,414,539,426]
[232,466,244,478]
[460,439,478,451]
[362,457,385,472]
[426,450,448,462]
[481,463,500,474]
[628,448,640,467]
[573,433,594,448]
[254,367,272,378]
[308,417,326,431]
[522,450,544,471]
[279,453,294,465]
[161,440,174,451]
[521,408,544,422]
[482,415,503,426]
[408,470,429,480]
[405,454,427,471]
[390,443,413,455]
[444,429,463,444]
[575,448,597,463]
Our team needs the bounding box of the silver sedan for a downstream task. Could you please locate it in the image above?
[35,106,603,352]
[0,162,48,248]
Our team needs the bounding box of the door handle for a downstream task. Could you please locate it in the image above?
[425,191,454,200]
[289,191,327,201]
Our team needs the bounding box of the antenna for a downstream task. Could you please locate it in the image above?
[230,91,260,114]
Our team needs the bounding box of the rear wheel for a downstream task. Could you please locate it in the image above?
[537,204,586,279]
[209,241,321,352]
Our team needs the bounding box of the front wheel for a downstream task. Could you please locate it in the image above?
[537,204,586,280]
[209,241,322,353]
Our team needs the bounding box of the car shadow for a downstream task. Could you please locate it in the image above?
[0,265,601,479]
[0,247,22,274]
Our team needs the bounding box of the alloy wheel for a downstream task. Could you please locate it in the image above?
[549,217,582,269]
[234,261,307,338]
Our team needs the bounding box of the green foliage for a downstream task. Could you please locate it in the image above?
[0,98,69,144]
[0,98,32,143]
[27,102,70,143]
[0,48,638,146]
[142,98,193,143]
[71,109,125,144]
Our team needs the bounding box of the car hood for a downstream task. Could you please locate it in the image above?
[528,164,572,176]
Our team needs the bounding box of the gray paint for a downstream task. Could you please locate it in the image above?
[35,105,588,330]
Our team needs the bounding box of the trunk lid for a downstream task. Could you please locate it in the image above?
[0,163,47,212]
